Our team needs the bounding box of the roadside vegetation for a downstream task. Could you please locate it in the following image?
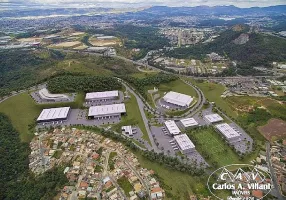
[112,92,151,145]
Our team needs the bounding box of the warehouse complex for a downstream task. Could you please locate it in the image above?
[164,120,181,135]
[163,91,193,107]
[180,118,199,129]
[85,90,119,102]
[174,134,196,154]
[38,88,70,102]
[88,103,126,119]
[215,123,241,143]
[37,107,71,123]
[204,113,223,124]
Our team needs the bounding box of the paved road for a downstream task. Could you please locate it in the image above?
[120,81,158,152]
[266,142,284,200]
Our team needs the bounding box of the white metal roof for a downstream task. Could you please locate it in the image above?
[163,91,193,107]
[174,134,195,151]
[37,107,70,121]
[204,113,223,123]
[39,88,69,100]
[85,90,119,100]
[122,126,133,135]
[180,118,199,128]
[88,103,126,117]
[164,120,181,135]
[215,123,240,139]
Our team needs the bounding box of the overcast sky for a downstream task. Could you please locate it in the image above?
[2,0,286,7]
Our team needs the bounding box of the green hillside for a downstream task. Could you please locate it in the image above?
[0,49,138,97]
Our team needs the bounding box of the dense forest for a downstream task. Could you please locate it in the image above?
[0,49,66,97]
[166,25,286,75]
[0,113,68,199]
[120,72,178,98]
[0,49,138,98]
[47,75,122,93]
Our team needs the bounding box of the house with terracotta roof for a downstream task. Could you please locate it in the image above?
[151,187,165,199]
[252,190,263,199]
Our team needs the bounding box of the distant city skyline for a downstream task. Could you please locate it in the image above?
[2,0,286,8]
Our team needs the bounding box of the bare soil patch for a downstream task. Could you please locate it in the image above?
[258,118,286,141]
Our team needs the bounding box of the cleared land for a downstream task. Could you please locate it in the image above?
[89,38,120,46]
[258,119,286,141]
[225,96,286,120]
[50,41,81,48]
[187,128,241,167]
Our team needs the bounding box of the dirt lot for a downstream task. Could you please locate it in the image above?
[89,38,119,46]
[50,41,81,48]
[70,32,85,36]
[18,37,42,42]
[258,118,286,141]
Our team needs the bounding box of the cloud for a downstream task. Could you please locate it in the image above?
[2,0,286,7]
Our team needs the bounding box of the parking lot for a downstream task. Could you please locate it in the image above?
[150,126,208,167]
[156,98,187,113]
[30,90,76,104]
[228,123,253,154]
[36,109,122,129]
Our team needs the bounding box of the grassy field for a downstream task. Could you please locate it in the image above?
[185,78,238,118]
[145,79,199,109]
[0,92,85,142]
[0,93,41,142]
[112,92,151,145]
[134,152,209,199]
[187,128,241,167]
[117,176,133,196]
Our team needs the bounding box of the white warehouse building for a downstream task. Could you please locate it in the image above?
[163,91,193,107]
[164,120,181,135]
[174,134,196,154]
[85,90,119,102]
[88,103,126,119]
[215,123,241,143]
[180,118,199,129]
[204,113,223,124]
[37,107,71,123]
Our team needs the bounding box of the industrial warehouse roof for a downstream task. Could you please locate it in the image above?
[163,91,193,107]
[204,113,223,123]
[88,103,126,117]
[215,123,240,139]
[85,90,119,100]
[39,88,69,100]
[164,120,181,135]
[37,107,70,121]
[122,126,133,135]
[174,134,195,151]
[180,118,199,128]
